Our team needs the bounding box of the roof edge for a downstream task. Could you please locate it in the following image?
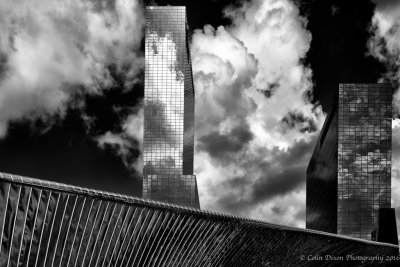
[0,171,397,249]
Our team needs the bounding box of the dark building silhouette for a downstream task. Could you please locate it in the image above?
[307,83,397,243]
[377,208,399,245]
[0,172,398,266]
[306,92,338,234]
[143,6,199,208]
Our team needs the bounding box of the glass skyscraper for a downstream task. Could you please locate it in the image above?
[307,83,396,242]
[143,6,199,208]
[338,84,392,240]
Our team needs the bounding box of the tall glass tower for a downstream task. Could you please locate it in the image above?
[307,83,396,242]
[143,6,199,208]
[337,83,392,240]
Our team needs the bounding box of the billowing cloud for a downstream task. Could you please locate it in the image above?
[197,122,254,161]
[368,0,400,115]
[192,0,324,227]
[369,0,400,239]
[0,0,144,137]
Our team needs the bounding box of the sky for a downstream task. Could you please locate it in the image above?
[1,0,400,233]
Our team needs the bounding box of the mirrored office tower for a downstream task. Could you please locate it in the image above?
[338,84,392,240]
[143,6,199,208]
[307,84,395,241]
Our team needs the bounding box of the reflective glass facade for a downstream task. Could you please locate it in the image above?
[143,6,199,208]
[307,83,394,242]
[0,172,398,266]
[338,83,392,240]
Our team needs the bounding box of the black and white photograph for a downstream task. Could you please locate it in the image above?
[0,0,400,266]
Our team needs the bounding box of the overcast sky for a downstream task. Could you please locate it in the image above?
[1,0,400,233]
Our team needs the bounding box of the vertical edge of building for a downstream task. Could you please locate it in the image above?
[183,9,195,176]
[306,91,338,234]
[182,7,200,208]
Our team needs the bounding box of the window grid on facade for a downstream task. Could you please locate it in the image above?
[143,6,199,208]
[337,83,392,240]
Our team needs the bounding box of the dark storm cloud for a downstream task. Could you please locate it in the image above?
[271,206,283,215]
[251,165,305,204]
[269,138,316,168]
[214,137,316,214]
[281,111,318,133]
[197,122,254,160]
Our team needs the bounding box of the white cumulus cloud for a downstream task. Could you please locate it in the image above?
[192,0,324,227]
[369,0,400,115]
[0,0,144,137]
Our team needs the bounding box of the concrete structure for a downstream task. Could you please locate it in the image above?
[0,172,398,266]
[143,6,199,208]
